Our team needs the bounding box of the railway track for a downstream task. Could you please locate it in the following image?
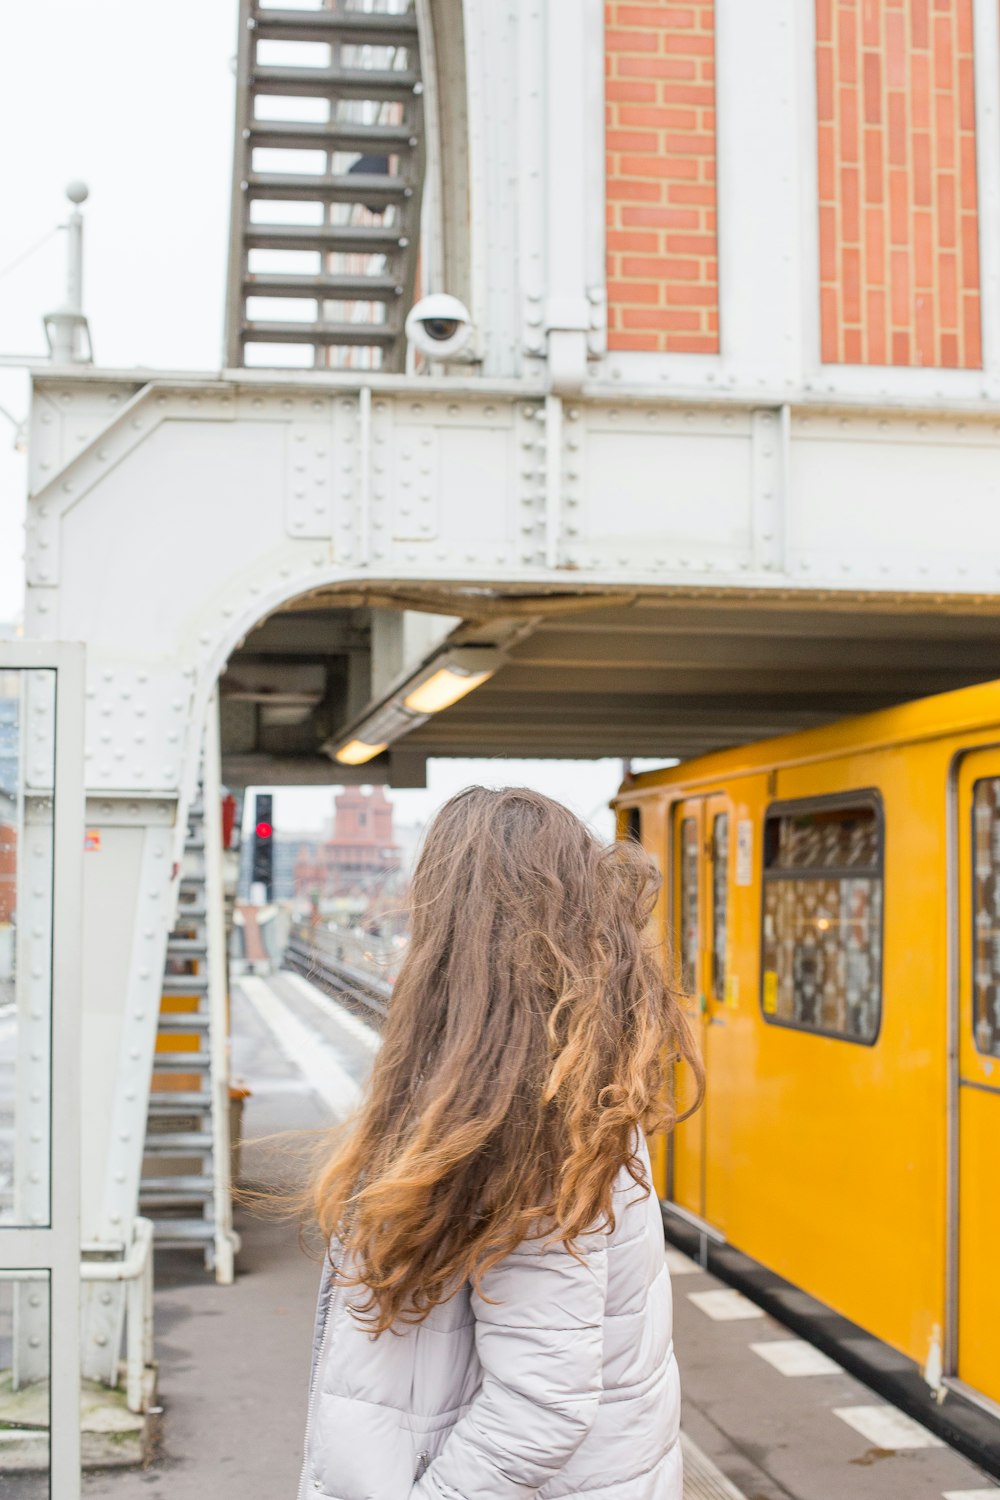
[283,927,392,1023]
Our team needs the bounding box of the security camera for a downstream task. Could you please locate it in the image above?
[405,293,475,360]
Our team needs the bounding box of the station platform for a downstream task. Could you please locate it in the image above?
[84,973,998,1500]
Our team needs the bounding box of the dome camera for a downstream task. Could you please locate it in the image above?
[405,293,475,360]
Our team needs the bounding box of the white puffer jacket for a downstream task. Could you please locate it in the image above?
[298,1134,681,1500]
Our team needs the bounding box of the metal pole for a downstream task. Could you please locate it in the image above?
[204,694,238,1283]
[65,206,83,313]
[44,182,92,364]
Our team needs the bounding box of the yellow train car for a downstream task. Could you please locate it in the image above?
[614,675,1000,1423]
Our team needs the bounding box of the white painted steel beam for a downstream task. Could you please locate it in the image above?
[24,363,1000,1268]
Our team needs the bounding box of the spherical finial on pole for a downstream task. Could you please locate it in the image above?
[65,180,89,205]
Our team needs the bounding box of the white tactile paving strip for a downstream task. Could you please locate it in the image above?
[687,1287,766,1321]
[833,1404,946,1449]
[750,1338,842,1377]
[281,969,381,1055]
[681,1432,748,1499]
[237,975,362,1118]
[666,1246,702,1276]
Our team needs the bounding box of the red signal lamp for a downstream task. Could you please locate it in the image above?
[255,821,273,840]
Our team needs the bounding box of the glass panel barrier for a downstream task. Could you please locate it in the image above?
[0,1271,50,1497]
[0,645,82,1500]
[0,670,55,1229]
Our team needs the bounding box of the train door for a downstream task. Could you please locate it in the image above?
[955,754,1000,1407]
[670,794,730,1221]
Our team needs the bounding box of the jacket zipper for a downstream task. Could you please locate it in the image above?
[297,1270,342,1500]
[414,1450,430,1481]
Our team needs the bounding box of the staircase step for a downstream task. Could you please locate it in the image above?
[244,223,405,254]
[244,271,401,301]
[147,1091,212,1111]
[167,938,208,957]
[251,64,420,100]
[244,319,397,347]
[247,119,414,154]
[144,1131,214,1152]
[152,1052,210,1071]
[157,1013,210,1033]
[251,7,418,47]
[147,1217,216,1244]
[140,1174,214,1201]
[162,973,209,993]
[173,903,207,921]
[246,171,412,206]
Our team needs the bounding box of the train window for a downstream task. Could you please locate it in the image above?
[760,795,882,1044]
[971,779,1000,1056]
[626,806,642,843]
[711,813,729,999]
[679,816,699,995]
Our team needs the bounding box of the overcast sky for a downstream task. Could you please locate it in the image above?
[0,0,237,618]
[0,1,671,842]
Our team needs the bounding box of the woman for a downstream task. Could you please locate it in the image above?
[298,786,702,1500]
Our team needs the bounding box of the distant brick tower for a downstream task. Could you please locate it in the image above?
[293,787,401,900]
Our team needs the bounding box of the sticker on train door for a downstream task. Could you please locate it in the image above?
[763,970,778,1014]
[735,819,753,886]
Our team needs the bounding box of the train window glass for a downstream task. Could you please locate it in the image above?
[761,798,882,1044]
[679,816,699,995]
[971,778,1000,1056]
[711,813,729,999]
[627,806,642,843]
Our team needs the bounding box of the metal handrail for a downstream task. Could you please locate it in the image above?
[0,1216,155,1414]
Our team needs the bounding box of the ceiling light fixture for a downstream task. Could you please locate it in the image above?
[334,738,388,767]
[401,648,503,715]
[329,647,504,767]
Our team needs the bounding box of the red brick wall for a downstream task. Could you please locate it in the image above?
[816,0,981,367]
[605,2,719,353]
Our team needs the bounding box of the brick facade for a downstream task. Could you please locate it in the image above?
[605,2,719,354]
[816,0,981,367]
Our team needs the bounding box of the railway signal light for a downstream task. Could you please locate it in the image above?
[251,793,274,900]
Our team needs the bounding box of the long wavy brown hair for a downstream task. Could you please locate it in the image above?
[310,785,702,1333]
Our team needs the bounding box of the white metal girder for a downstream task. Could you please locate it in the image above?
[23,362,1000,1263]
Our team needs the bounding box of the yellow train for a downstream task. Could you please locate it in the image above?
[614,674,1000,1425]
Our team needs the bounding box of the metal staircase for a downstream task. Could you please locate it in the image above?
[140,707,238,1282]
[225,0,425,371]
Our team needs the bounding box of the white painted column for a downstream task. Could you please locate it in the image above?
[973,0,1000,394]
[715,0,813,388]
[542,0,604,391]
